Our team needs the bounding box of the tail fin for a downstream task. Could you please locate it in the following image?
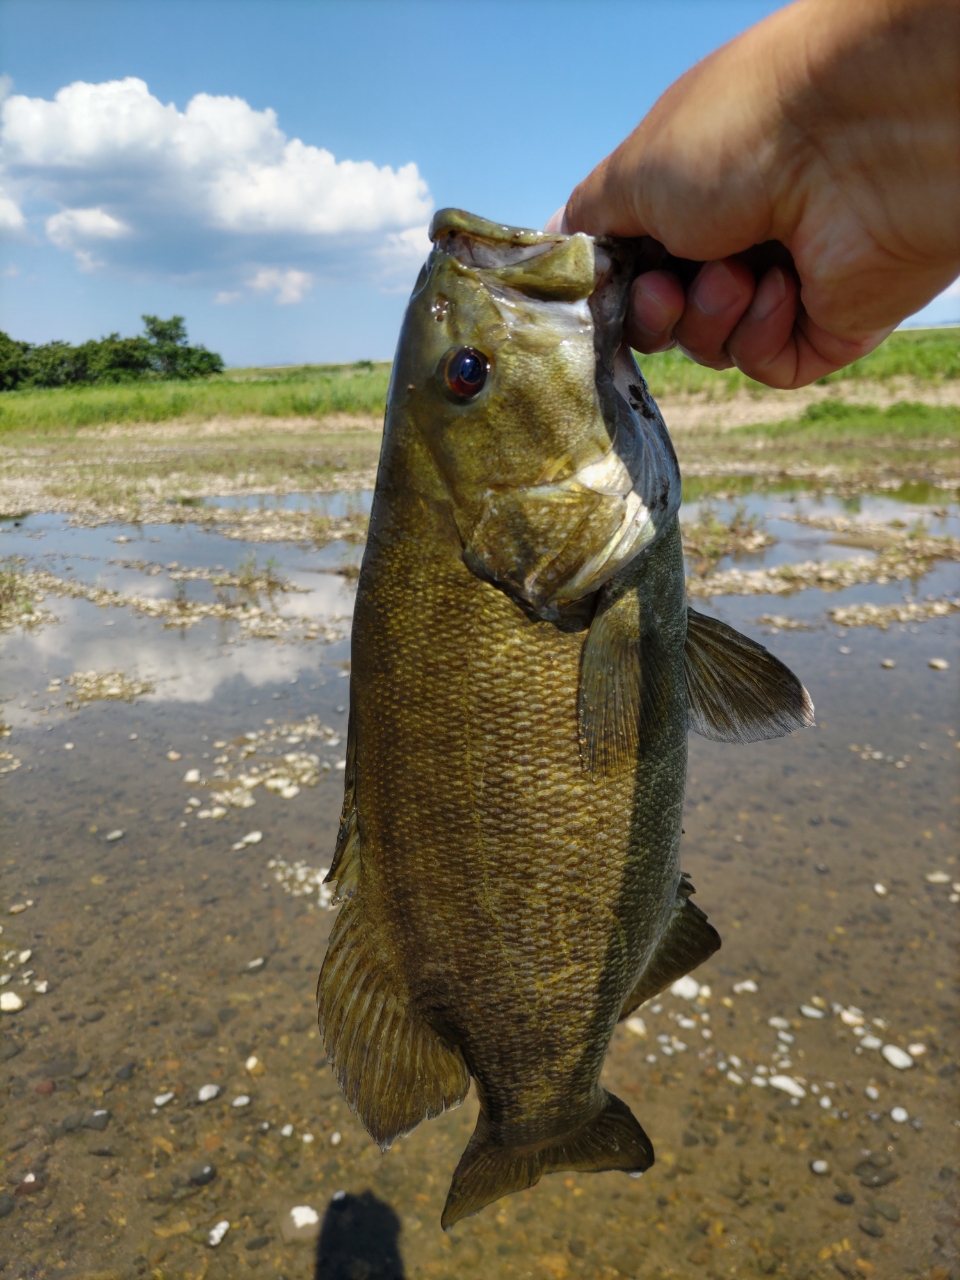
[440,1091,653,1229]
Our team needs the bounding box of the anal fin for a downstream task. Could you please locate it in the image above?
[441,1091,653,1230]
[317,902,469,1151]
[619,874,721,1019]
[685,607,814,742]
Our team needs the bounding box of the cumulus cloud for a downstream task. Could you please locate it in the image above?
[45,205,129,247]
[1,76,433,297]
[248,267,313,305]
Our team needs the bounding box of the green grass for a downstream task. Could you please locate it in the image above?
[640,326,960,398]
[0,328,955,434]
[0,361,391,433]
[736,399,960,441]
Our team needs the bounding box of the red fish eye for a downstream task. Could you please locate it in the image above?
[444,347,488,398]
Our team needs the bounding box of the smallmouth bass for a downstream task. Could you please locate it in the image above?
[318,209,813,1228]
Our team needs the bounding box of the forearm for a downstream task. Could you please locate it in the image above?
[562,0,960,386]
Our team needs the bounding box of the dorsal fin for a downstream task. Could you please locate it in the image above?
[684,608,814,743]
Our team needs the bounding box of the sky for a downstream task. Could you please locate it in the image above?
[1,0,957,366]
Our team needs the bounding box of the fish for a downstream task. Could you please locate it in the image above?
[317,208,813,1229]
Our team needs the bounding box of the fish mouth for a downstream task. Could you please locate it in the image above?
[446,221,680,617]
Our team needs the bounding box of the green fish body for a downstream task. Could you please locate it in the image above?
[318,210,813,1228]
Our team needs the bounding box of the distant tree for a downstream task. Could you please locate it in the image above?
[0,331,31,391]
[0,316,224,390]
[142,314,223,379]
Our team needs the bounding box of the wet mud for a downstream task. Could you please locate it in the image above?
[1,489,957,1280]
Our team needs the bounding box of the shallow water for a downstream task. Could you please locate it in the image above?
[1,492,957,1280]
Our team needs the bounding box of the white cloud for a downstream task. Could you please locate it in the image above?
[214,289,243,306]
[248,267,313,305]
[0,186,23,232]
[45,205,129,247]
[0,76,433,293]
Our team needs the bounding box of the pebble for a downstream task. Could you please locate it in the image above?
[907,1043,926,1057]
[873,883,888,896]
[183,768,200,783]
[819,1096,832,1109]
[0,992,24,1013]
[232,1095,251,1108]
[835,1191,855,1205]
[881,1044,914,1070]
[732,979,757,994]
[625,1017,647,1037]
[105,829,124,842]
[769,1075,806,1099]
[245,957,265,971]
[929,658,949,670]
[330,1131,342,1146]
[190,1162,217,1186]
[865,1085,880,1100]
[207,1220,230,1247]
[880,659,896,669]
[925,871,950,884]
[810,1160,830,1175]
[302,1132,314,1143]
[859,1034,883,1050]
[890,1107,909,1123]
[64,742,74,750]
[282,1204,320,1243]
[245,1055,260,1071]
[18,950,31,964]
[197,1084,221,1102]
[154,1092,175,1108]
[167,750,181,761]
[726,1071,744,1085]
[670,975,701,1000]
[8,903,29,915]
[280,1124,294,1137]
[768,1016,790,1029]
[33,980,48,994]
[800,1004,825,1018]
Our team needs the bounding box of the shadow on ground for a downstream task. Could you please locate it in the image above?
[314,1190,406,1279]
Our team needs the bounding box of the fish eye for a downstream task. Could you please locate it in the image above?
[444,347,488,399]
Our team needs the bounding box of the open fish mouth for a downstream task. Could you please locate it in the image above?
[432,210,681,617]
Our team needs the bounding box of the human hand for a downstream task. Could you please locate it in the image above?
[549,0,960,389]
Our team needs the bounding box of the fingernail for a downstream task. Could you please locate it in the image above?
[633,281,671,335]
[748,267,787,322]
[689,261,742,316]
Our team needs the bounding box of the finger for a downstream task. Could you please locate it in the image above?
[624,271,685,353]
[543,206,569,234]
[728,267,890,388]
[672,258,754,370]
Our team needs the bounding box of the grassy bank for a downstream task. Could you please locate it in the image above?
[737,398,960,442]
[0,329,955,435]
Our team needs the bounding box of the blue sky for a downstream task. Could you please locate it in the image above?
[1,0,957,366]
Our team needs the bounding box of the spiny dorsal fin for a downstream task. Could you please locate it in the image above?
[578,586,672,777]
[317,903,469,1151]
[619,874,721,1019]
[441,1091,653,1230]
[685,608,814,743]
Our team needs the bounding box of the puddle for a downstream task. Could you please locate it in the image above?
[1,491,957,1279]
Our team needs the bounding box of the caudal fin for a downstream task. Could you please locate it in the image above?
[440,1091,653,1229]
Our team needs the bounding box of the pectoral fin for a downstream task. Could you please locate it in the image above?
[619,873,721,1019]
[578,586,671,777]
[684,608,814,743]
